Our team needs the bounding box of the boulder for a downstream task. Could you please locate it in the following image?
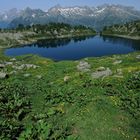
[91,68,112,79]
[113,60,122,65]
[5,62,13,65]
[0,64,5,68]
[9,71,17,75]
[136,55,140,60]
[12,64,39,70]
[64,76,70,82]
[24,73,31,77]
[10,58,16,61]
[36,75,42,79]
[25,64,39,69]
[0,72,8,79]
[77,61,91,72]
[12,65,24,70]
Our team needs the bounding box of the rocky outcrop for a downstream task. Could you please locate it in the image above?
[0,64,5,68]
[12,64,39,70]
[91,68,112,79]
[64,76,70,83]
[0,72,8,79]
[24,73,31,77]
[136,55,140,60]
[77,61,91,72]
[113,60,122,65]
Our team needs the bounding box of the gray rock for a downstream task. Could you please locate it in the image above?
[91,68,112,79]
[77,61,91,72]
[12,65,24,70]
[113,60,122,65]
[36,75,42,79]
[136,55,140,60]
[0,72,8,79]
[9,71,17,75]
[4,62,13,65]
[25,64,39,69]
[13,64,39,70]
[0,64,5,68]
[24,73,31,77]
[64,76,70,82]
[54,30,58,35]
[10,58,16,61]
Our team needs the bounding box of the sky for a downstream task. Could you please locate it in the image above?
[0,0,140,11]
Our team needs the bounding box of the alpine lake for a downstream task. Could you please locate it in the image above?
[5,35,140,61]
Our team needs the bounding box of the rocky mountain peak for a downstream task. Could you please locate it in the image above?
[0,4,140,30]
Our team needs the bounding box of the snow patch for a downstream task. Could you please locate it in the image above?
[96,8,106,13]
[32,14,36,18]
[4,15,8,19]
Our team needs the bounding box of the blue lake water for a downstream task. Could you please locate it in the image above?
[5,35,140,61]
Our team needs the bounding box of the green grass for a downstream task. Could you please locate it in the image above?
[0,52,140,140]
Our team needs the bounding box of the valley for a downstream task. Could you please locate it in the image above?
[0,9,140,140]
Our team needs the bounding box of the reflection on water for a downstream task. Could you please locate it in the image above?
[102,35,140,51]
[5,35,140,61]
[31,36,93,48]
[35,38,71,48]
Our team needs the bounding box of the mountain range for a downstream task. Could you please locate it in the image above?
[0,4,140,30]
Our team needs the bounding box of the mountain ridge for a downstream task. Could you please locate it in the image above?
[0,4,140,30]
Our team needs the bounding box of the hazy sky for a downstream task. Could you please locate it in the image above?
[0,0,140,11]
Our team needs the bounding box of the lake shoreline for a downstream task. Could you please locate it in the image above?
[5,35,140,61]
[101,34,140,40]
[0,33,96,49]
[1,33,139,50]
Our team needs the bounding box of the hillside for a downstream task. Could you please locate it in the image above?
[0,50,140,139]
[0,23,96,48]
[101,20,140,39]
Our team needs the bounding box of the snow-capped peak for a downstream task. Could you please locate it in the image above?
[1,4,140,31]
[96,8,106,13]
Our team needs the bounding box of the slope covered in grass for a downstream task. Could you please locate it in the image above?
[101,20,140,40]
[0,51,140,140]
